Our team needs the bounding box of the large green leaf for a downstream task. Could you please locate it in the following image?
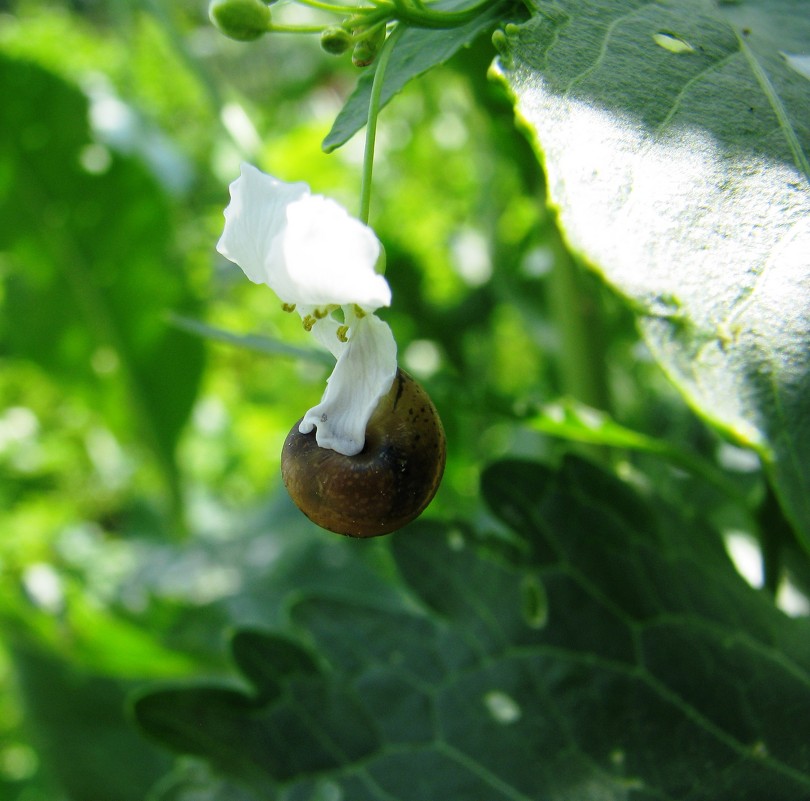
[135,457,810,800]
[322,0,513,152]
[12,643,172,801]
[0,55,204,495]
[494,1,810,544]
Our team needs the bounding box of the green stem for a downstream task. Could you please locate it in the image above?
[294,0,381,14]
[269,23,329,33]
[546,240,610,413]
[359,23,405,225]
[394,0,498,28]
[389,0,412,19]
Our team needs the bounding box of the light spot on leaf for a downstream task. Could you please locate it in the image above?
[653,32,696,54]
[521,574,548,628]
[750,741,768,759]
[447,528,465,551]
[91,345,120,376]
[22,564,64,613]
[311,780,343,801]
[403,339,442,379]
[0,743,39,782]
[723,530,763,589]
[79,143,111,175]
[483,690,522,724]
[776,578,810,618]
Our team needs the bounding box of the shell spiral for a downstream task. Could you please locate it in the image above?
[281,369,446,537]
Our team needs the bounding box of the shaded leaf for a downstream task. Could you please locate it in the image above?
[136,457,810,800]
[494,1,810,544]
[12,644,171,801]
[230,629,321,704]
[134,631,380,793]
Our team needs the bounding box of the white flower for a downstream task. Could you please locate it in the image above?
[216,163,397,456]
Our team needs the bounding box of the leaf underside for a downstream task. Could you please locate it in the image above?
[495,0,810,545]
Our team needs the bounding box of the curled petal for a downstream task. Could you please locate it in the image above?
[299,313,397,455]
[216,163,309,299]
[284,195,390,312]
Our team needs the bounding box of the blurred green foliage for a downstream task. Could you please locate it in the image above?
[0,1,805,800]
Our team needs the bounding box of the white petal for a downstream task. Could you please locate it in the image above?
[308,315,346,359]
[216,163,308,298]
[299,313,397,455]
[284,195,391,311]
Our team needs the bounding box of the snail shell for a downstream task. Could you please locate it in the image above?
[281,369,446,537]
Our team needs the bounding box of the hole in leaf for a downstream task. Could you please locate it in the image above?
[782,52,810,81]
[483,690,522,725]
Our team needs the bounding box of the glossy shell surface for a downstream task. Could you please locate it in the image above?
[281,369,446,537]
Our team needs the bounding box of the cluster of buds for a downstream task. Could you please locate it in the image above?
[209,0,389,67]
[209,0,493,67]
[321,22,386,67]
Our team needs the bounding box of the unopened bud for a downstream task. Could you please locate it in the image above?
[209,0,271,42]
[352,25,385,67]
[320,26,353,55]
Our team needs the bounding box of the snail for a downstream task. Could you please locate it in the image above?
[281,369,446,537]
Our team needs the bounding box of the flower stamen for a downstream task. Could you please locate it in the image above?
[336,324,349,342]
[281,302,297,313]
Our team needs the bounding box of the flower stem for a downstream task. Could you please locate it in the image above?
[359,23,405,225]
[269,23,330,32]
[294,0,379,14]
[394,0,497,28]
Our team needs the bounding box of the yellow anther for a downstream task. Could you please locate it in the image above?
[353,304,366,318]
[314,307,328,319]
[281,303,296,313]
[336,325,349,342]
[302,315,316,331]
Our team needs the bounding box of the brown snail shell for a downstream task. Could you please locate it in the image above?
[281,369,446,537]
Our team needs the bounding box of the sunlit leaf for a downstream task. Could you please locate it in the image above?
[495,0,810,544]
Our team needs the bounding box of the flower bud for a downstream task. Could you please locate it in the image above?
[320,26,353,56]
[209,0,271,42]
[352,25,386,67]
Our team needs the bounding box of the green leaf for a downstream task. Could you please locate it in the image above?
[168,313,332,365]
[0,55,204,492]
[12,643,171,801]
[322,0,512,153]
[528,397,749,504]
[134,632,381,795]
[135,457,810,800]
[494,2,810,544]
